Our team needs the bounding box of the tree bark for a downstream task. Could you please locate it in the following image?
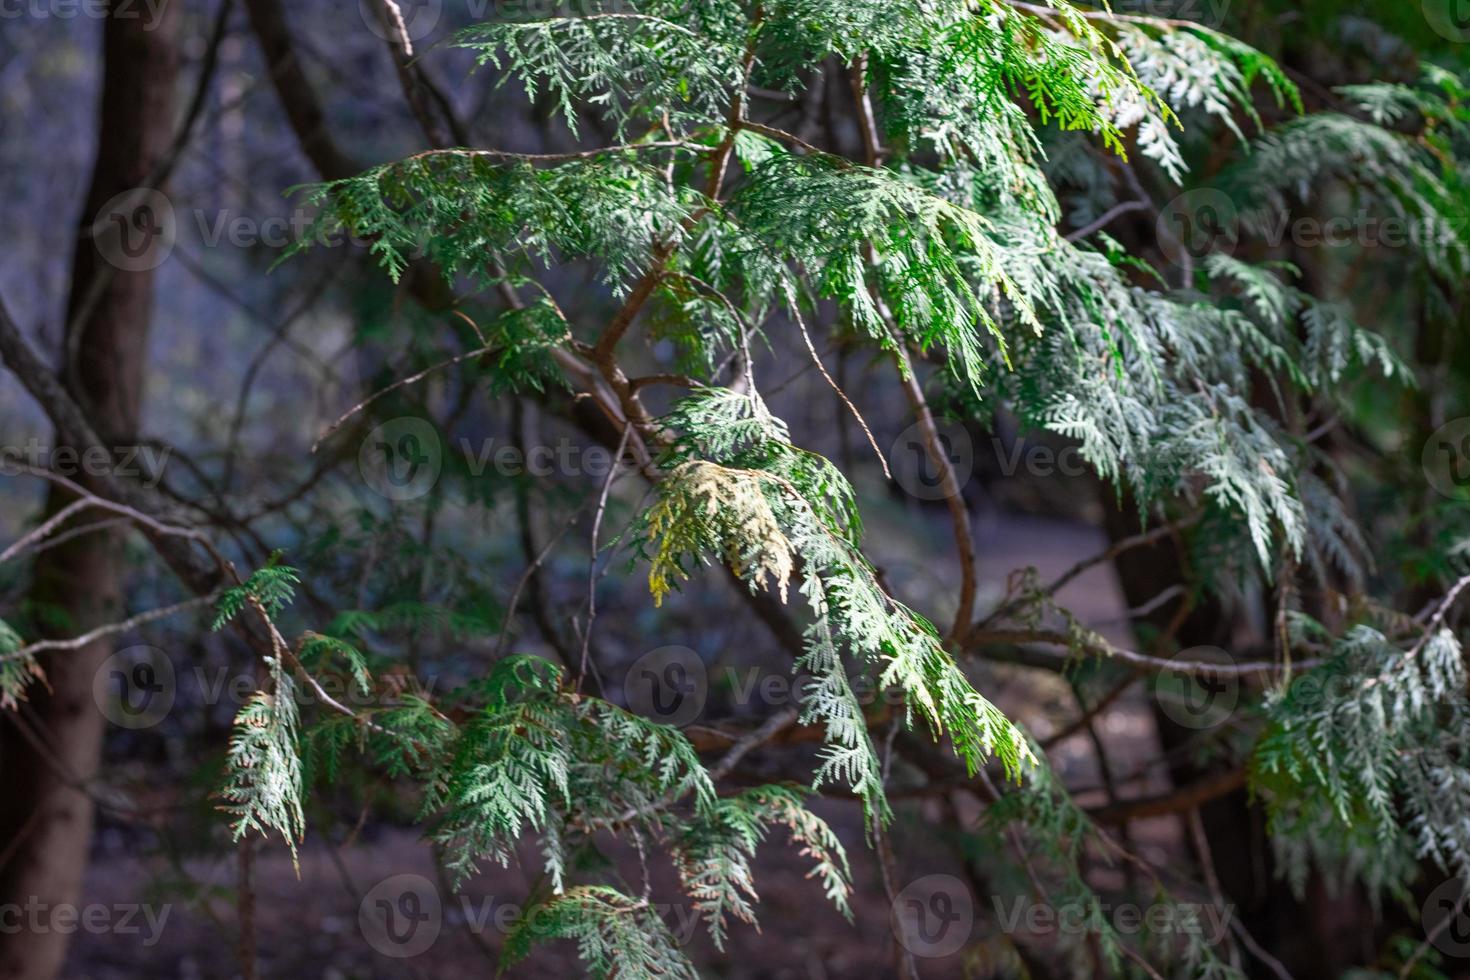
[0,4,180,978]
[1101,496,1353,979]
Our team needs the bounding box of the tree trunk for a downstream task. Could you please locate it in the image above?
[0,5,180,978]
[1102,495,1369,979]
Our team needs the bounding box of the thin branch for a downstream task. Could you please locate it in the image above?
[495,496,598,660]
[968,627,1315,678]
[310,342,497,452]
[1187,807,1242,973]
[1041,670,1140,750]
[19,517,133,559]
[3,596,218,662]
[1397,886,1466,980]
[400,141,701,165]
[1231,918,1295,980]
[977,513,1201,632]
[1086,768,1247,824]
[738,120,825,157]
[377,0,417,56]
[794,307,891,479]
[578,424,633,690]
[1064,199,1150,242]
[707,705,799,781]
[892,344,976,642]
[0,498,96,565]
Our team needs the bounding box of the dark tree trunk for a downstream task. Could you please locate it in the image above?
[0,4,180,978]
[1102,496,1370,979]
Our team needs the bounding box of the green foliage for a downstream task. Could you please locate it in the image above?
[455,13,743,138]
[1221,70,1470,278]
[219,656,306,863]
[290,149,699,290]
[428,655,718,889]
[501,885,699,980]
[1254,613,1470,894]
[673,784,852,948]
[212,558,300,631]
[297,633,372,698]
[252,1,1466,974]
[987,752,1244,978]
[0,617,39,710]
[645,389,1034,822]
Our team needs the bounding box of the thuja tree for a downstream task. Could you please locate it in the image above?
[284,3,1470,973]
[4,1,1470,977]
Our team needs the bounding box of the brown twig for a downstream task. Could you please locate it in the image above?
[1086,768,1246,824]
[578,424,633,691]
[2,596,218,663]
[968,627,1313,678]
